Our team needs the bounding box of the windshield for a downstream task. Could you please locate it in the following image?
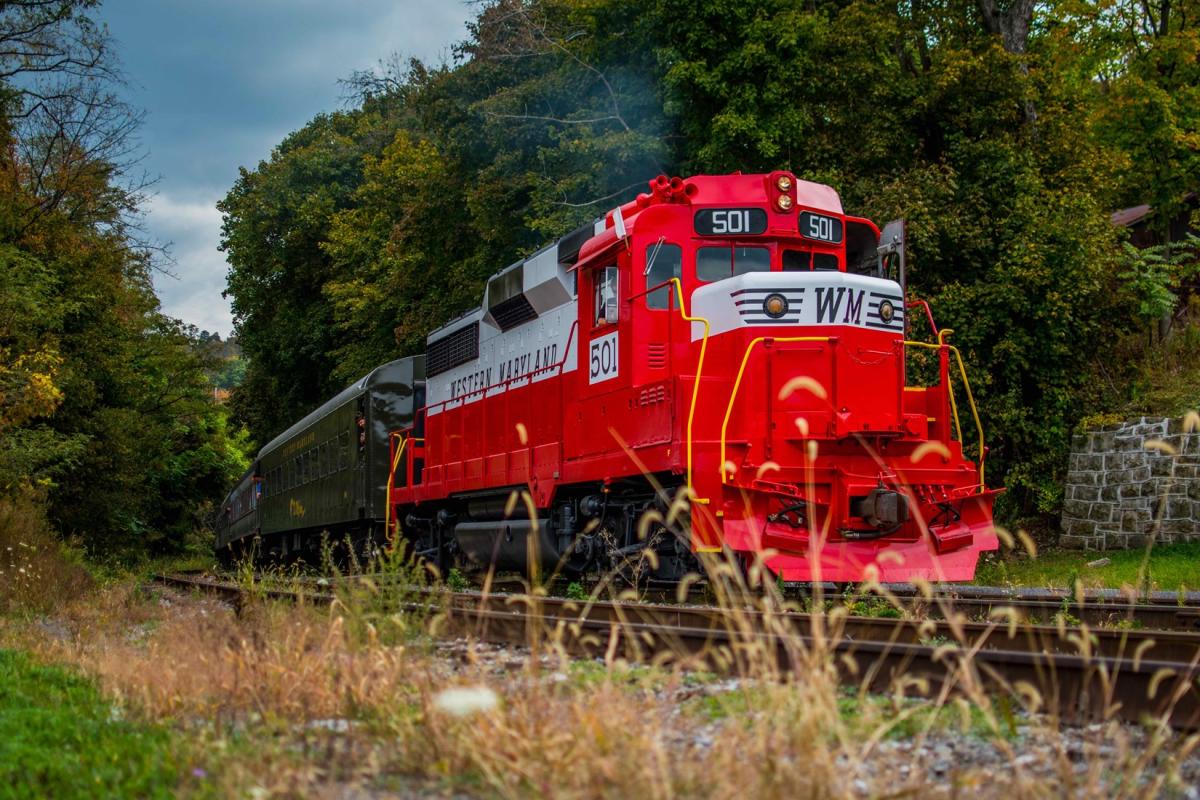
[696,245,770,281]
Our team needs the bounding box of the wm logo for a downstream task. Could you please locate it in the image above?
[815,287,864,325]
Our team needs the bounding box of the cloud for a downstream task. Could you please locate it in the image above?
[100,1,474,339]
[145,192,232,337]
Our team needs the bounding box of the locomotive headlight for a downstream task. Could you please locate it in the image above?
[776,175,794,192]
[879,300,895,324]
[776,194,794,211]
[763,293,789,319]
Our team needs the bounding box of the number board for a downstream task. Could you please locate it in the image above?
[589,330,619,384]
[694,208,768,237]
[799,211,844,244]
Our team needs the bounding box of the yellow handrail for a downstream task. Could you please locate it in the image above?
[904,329,986,488]
[669,277,710,497]
[903,340,964,444]
[383,434,410,540]
[720,336,833,482]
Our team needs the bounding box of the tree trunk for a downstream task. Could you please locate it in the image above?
[976,0,1038,129]
[976,0,1035,54]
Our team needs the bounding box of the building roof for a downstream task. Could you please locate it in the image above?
[1111,204,1153,228]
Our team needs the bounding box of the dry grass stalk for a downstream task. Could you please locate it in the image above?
[0,493,91,614]
[4,543,1197,798]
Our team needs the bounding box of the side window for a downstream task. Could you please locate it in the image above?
[592,265,618,326]
[645,243,682,310]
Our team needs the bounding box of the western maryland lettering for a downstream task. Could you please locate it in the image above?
[448,342,560,401]
[449,367,492,401]
[815,286,864,325]
[497,343,558,382]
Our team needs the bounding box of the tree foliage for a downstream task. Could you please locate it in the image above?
[0,1,246,558]
[222,0,1200,523]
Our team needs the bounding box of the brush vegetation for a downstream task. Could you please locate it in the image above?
[3,532,1200,798]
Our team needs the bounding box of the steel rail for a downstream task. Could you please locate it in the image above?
[182,571,1200,631]
[156,573,1200,729]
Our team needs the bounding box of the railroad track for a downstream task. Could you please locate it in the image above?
[156,572,1200,729]
[187,569,1200,631]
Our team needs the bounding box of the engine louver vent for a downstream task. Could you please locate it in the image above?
[426,322,479,377]
[647,343,668,369]
[490,294,538,331]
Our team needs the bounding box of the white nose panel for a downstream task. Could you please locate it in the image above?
[690,272,905,339]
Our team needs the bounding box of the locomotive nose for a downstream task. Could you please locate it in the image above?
[689,269,906,338]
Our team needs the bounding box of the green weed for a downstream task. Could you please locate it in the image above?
[0,649,198,799]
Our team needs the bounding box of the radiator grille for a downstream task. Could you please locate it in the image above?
[490,294,538,331]
[426,322,479,377]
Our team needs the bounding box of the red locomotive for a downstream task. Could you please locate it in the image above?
[219,172,999,584]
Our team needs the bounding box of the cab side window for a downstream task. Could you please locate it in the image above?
[645,243,682,310]
[593,266,619,326]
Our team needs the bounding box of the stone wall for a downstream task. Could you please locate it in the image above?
[1060,417,1200,550]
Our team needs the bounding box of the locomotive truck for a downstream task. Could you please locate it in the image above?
[216,171,999,583]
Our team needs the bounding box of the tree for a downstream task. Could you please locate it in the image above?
[220,111,378,445]
[0,1,247,558]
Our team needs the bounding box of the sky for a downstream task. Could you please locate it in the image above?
[98,0,474,338]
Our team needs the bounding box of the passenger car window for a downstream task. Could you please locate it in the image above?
[645,243,682,310]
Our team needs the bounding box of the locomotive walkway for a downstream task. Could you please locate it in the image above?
[156,573,1200,730]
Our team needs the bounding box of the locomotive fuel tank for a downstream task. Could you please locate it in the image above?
[451,518,562,574]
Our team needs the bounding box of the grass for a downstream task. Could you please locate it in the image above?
[975,541,1200,593]
[2,550,1194,797]
[3,491,1199,797]
[0,649,198,800]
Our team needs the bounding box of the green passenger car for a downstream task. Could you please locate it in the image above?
[219,356,425,561]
